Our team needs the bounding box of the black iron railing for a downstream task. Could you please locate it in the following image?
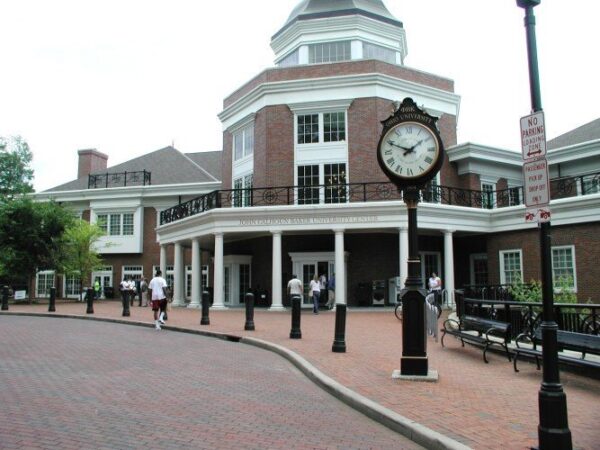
[159,171,600,225]
[88,170,151,189]
[454,293,600,339]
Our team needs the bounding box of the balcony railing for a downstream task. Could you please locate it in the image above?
[88,170,152,189]
[159,171,600,225]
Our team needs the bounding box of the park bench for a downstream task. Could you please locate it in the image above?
[513,328,600,372]
[441,315,512,363]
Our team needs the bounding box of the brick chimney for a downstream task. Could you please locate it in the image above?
[77,148,108,179]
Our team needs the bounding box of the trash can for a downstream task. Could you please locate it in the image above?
[103,286,115,299]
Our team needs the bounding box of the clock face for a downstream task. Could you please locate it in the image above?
[378,122,441,180]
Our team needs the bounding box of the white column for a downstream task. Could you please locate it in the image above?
[269,230,285,311]
[212,232,226,309]
[399,227,409,289]
[189,238,201,308]
[335,229,346,305]
[172,242,185,306]
[159,245,167,277]
[444,229,456,308]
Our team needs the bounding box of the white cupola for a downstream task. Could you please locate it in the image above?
[271,0,407,67]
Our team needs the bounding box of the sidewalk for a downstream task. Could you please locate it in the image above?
[3,301,599,449]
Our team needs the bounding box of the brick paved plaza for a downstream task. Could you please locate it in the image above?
[2,302,599,449]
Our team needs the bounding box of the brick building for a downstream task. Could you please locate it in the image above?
[35,0,600,308]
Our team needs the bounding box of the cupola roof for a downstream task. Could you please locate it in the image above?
[274,0,402,38]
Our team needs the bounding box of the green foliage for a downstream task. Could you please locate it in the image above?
[553,275,577,304]
[58,220,107,301]
[0,136,34,202]
[0,198,74,297]
[509,277,542,302]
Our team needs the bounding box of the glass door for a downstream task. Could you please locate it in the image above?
[420,252,441,290]
[302,263,316,305]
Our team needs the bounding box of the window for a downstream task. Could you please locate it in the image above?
[470,254,488,286]
[308,41,351,64]
[499,250,522,285]
[122,265,143,282]
[508,187,521,206]
[324,163,347,203]
[239,264,251,303]
[297,114,319,144]
[580,174,600,195]
[363,42,396,64]
[122,213,134,235]
[323,112,346,142]
[64,274,81,297]
[279,49,299,67]
[298,165,320,205]
[481,183,496,209]
[233,174,253,207]
[552,246,576,291]
[36,270,55,297]
[96,213,135,236]
[297,111,346,145]
[233,124,254,161]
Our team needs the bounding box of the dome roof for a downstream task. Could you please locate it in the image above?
[274,0,402,38]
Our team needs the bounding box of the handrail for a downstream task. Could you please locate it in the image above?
[88,170,151,189]
[159,171,600,225]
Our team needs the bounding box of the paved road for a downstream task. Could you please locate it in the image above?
[0,316,422,450]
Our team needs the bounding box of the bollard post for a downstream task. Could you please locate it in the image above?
[200,291,210,325]
[244,292,255,331]
[289,294,302,339]
[331,304,347,353]
[122,288,130,317]
[86,287,94,314]
[1,286,8,311]
[48,286,56,312]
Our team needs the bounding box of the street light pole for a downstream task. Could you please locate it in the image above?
[516,1,572,449]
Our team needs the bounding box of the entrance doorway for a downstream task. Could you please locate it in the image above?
[92,267,113,299]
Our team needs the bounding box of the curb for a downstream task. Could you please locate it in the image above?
[1,311,471,450]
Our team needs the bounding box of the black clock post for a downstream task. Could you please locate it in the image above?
[399,186,430,376]
[376,97,444,379]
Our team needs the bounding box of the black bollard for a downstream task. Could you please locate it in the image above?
[1,286,8,311]
[48,286,56,312]
[331,303,347,353]
[86,287,94,314]
[200,291,210,325]
[122,289,130,317]
[244,292,255,331]
[289,294,302,339]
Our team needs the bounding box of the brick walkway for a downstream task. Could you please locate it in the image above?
[0,315,421,450]
[3,301,600,449]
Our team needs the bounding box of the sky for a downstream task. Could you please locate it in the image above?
[1,0,599,193]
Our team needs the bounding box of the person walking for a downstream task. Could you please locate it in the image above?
[326,273,336,310]
[309,274,321,314]
[149,270,168,330]
[428,272,442,308]
[287,274,303,302]
[140,277,148,307]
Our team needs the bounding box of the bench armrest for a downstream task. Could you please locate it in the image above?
[515,332,534,348]
[443,318,460,331]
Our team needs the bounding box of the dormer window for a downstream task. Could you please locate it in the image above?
[308,41,351,64]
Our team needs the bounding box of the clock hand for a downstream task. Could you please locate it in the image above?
[388,140,413,152]
[403,139,426,156]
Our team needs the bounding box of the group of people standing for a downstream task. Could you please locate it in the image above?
[288,273,335,314]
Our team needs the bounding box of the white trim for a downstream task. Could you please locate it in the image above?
[288,99,353,114]
[226,113,256,134]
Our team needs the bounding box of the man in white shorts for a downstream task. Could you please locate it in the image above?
[149,269,168,330]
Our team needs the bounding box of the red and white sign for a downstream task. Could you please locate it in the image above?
[525,207,551,223]
[520,111,546,161]
[523,158,550,207]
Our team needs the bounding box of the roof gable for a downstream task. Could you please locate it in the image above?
[547,118,600,149]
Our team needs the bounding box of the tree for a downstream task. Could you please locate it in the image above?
[0,135,34,202]
[58,220,107,301]
[0,198,74,300]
